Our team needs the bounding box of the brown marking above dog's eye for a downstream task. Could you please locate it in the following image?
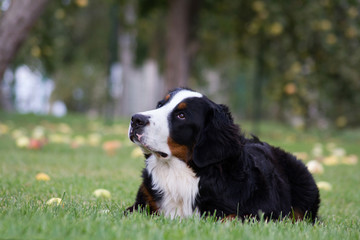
[168,137,189,162]
[165,94,171,101]
[177,102,187,110]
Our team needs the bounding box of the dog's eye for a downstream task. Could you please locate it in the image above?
[177,112,186,120]
[156,102,163,108]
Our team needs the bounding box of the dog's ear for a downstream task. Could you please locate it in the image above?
[193,104,240,168]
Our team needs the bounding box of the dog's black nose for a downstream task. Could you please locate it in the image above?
[131,114,150,129]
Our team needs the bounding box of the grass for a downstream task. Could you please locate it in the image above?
[0,112,359,239]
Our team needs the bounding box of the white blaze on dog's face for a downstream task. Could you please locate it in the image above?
[129,89,202,160]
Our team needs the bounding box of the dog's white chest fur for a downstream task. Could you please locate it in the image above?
[146,155,200,219]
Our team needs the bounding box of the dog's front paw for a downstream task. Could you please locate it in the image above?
[123,205,136,216]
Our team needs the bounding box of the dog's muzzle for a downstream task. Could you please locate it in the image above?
[129,113,169,158]
[129,114,150,142]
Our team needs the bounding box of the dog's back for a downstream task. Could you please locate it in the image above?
[234,137,320,222]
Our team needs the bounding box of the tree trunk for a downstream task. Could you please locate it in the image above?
[116,0,137,116]
[164,0,193,92]
[252,31,266,135]
[0,0,49,81]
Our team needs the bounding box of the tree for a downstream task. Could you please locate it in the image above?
[164,0,201,91]
[6,1,113,113]
[0,0,49,81]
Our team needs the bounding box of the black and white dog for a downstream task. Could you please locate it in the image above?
[127,88,320,221]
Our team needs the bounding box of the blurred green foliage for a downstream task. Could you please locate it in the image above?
[13,0,112,111]
[12,0,360,127]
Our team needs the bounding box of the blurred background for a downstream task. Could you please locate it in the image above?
[0,0,359,129]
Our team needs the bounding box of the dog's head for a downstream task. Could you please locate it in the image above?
[128,88,241,168]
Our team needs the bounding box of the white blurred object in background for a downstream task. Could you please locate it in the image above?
[2,65,68,117]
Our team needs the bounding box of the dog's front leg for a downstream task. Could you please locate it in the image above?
[125,183,159,215]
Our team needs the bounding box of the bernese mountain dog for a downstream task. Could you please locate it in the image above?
[126,88,320,222]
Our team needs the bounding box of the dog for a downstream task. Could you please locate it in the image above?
[126,88,320,221]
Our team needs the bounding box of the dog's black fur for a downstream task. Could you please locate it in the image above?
[127,88,320,222]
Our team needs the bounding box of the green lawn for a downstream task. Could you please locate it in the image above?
[1,113,359,239]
